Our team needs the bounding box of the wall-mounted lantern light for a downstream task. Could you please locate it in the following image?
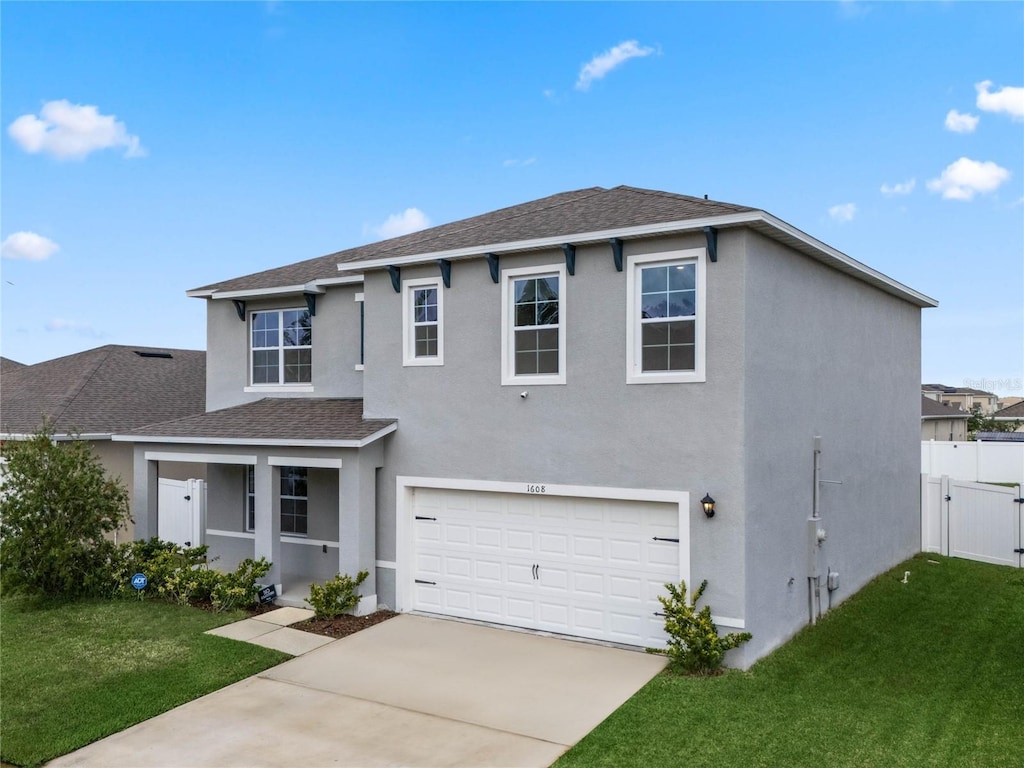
[701,493,716,518]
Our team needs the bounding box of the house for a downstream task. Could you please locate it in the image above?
[921,395,969,441]
[992,400,1024,432]
[922,384,999,415]
[118,186,936,667]
[0,344,207,540]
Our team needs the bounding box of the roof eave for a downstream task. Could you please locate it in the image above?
[187,275,363,301]
[111,422,397,449]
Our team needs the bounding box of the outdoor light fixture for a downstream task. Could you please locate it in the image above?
[701,493,716,518]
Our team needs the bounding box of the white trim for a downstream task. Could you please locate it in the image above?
[354,364,365,371]
[711,615,745,630]
[354,292,364,302]
[116,423,397,448]
[335,210,936,308]
[500,263,567,386]
[188,275,362,300]
[244,385,315,393]
[280,536,339,548]
[207,529,256,540]
[268,456,344,469]
[625,248,707,385]
[395,475,690,615]
[1,432,115,442]
[143,451,257,465]
[402,276,445,367]
[375,560,397,570]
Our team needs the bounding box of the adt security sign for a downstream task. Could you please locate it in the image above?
[131,573,148,590]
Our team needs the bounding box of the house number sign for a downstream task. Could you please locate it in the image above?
[526,485,547,494]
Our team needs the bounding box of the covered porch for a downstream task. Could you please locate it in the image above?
[115,398,395,608]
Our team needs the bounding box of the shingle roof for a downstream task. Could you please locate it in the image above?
[1,357,26,373]
[1,345,206,436]
[122,398,395,444]
[192,186,757,294]
[994,401,1024,419]
[921,396,970,419]
[975,431,1024,442]
[922,383,997,397]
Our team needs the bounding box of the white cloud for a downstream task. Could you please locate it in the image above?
[7,100,146,160]
[927,157,1011,201]
[880,179,916,197]
[542,89,556,100]
[944,109,979,133]
[828,203,857,222]
[1,231,60,261]
[365,208,431,240]
[45,319,103,337]
[502,157,536,168]
[975,80,1024,120]
[575,40,655,92]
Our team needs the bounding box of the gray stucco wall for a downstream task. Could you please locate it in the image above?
[362,232,749,622]
[740,230,922,667]
[205,285,364,412]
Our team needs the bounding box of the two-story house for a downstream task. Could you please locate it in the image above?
[119,186,936,667]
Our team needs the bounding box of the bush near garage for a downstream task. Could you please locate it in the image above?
[306,569,369,618]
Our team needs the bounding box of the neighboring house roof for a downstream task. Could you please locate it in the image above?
[1,357,26,373]
[190,185,936,308]
[975,431,1024,442]
[116,398,397,448]
[921,396,970,420]
[0,345,206,437]
[922,383,997,398]
[993,401,1024,420]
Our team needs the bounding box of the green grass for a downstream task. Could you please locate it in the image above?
[0,596,290,767]
[557,555,1024,768]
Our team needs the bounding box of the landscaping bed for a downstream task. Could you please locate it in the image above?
[290,609,397,638]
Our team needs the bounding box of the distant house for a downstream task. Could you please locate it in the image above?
[922,384,999,415]
[118,185,936,668]
[921,395,969,441]
[0,345,207,539]
[992,401,1024,433]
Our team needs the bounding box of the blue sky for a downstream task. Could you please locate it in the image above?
[2,1,1022,395]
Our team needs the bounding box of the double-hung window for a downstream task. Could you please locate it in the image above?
[242,465,308,536]
[501,264,566,385]
[250,309,312,385]
[244,465,256,532]
[626,248,706,384]
[402,278,443,366]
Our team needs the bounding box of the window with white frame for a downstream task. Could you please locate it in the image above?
[279,466,308,536]
[250,309,312,385]
[402,278,443,366]
[626,248,706,384]
[501,264,566,385]
[244,465,255,532]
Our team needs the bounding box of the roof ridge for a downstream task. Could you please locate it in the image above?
[48,346,115,428]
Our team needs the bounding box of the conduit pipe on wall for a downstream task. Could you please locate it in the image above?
[809,436,842,625]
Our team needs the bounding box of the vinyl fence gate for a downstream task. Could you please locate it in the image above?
[157,477,206,548]
[921,475,1023,568]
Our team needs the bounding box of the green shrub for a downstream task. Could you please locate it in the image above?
[305,570,368,619]
[0,427,129,598]
[211,557,271,612]
[649,579,752,675]
[110,538,209,600]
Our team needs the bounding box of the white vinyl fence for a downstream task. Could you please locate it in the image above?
[922,440,1024,486]
[921,475,1022,568]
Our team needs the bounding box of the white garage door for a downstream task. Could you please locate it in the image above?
[411,487,681,648]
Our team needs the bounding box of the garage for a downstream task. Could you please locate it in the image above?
[402,481,688,648]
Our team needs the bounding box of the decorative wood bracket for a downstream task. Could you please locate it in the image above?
[387,265,401,293]
[562,243,576,276]
[609,238,624,272]
[703,226,718,263]
[485,253,500,284]
[232,300,246,321]
[304,292,317,317]
[437,259,452,288]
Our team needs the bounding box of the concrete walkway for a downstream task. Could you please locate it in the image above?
[50,613,667,768]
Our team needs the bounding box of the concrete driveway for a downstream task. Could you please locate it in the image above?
[51,614,667,767]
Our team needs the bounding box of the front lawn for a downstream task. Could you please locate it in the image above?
[0,597,289,767]
[557,554,1024,768]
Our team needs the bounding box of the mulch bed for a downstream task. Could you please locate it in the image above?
[289,610,397,639]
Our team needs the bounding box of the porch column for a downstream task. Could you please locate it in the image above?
[338,454,377,614]
[253,461,282,591]
[133,448,159,540]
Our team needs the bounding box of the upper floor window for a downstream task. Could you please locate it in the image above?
[626,248,706,384]
[501,264,566,385]
[402,277,444,366]
[250,309,311,385]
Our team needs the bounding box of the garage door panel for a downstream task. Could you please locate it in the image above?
[412,487,681,648]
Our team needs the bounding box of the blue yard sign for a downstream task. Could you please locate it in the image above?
[131,573,148,590]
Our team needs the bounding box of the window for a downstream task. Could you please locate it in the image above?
[501,264,566,385]
[626,248,706,384]
[279,466,308,536]
[244,465,308,536]
[244,465,255,532]
[354,292,365,371]
[250,309,312,385]
[402,278,443,366]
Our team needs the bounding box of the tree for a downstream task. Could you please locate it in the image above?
[967,407,1022,440]
[0,425,129,598]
